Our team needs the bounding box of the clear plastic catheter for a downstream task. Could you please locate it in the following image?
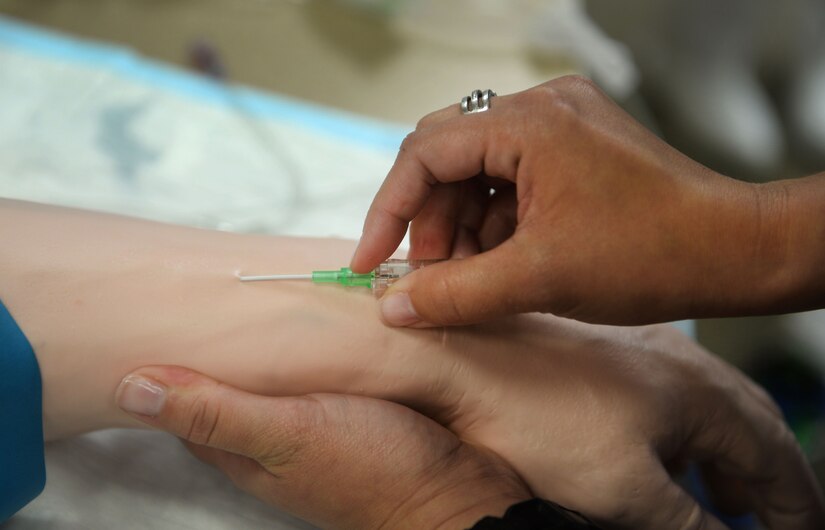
[238,259,435,297]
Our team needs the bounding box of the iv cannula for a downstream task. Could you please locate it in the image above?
[238,259,437,297]
[239,268,373,287]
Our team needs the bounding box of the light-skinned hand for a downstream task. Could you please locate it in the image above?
[117,320,825,529]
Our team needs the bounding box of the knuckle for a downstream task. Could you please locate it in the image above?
[415,110,441,131]
[398,131,419,153]
[534,75,600,118]
[514,84,555,108]
[560,74,599,92]
[378,195,415,225]
[184,393,223,447]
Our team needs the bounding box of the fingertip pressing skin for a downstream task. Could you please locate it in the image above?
[350,217,402,273]
[351,148,435,272]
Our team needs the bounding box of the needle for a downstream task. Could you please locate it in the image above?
[239,274,313,282]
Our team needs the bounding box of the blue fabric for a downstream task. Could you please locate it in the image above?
[0,298,45,521]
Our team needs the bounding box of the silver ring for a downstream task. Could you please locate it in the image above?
[461,89,497,114]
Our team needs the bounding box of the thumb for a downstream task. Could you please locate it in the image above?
[114,366,399,529]
[115,366,297,460]
[380,238,540,327]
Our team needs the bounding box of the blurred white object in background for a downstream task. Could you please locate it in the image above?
[526,0,638,100]
[336,0,639,99]
[588,0,825,180]
[785,0,825,168]
[393,0,525,52]
[787,311,825,375]
[789,59,825,165]
[655,57,786,179]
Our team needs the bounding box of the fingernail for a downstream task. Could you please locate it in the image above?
[380,292,421,326]
[117,375,167,417]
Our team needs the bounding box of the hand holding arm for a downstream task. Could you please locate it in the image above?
[116,319,825,530]
[352,75,825,326]
[114,367,531,530]
[412,318,825,529]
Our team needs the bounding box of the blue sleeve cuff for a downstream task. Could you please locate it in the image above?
[0,298,46,521]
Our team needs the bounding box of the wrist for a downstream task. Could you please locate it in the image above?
[755,174,825,313]
[679,174,821,318]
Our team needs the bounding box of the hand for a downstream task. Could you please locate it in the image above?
[114,317,825,530]
[351,75,804,326]
[115,366,530,530]
[412,318,825,530]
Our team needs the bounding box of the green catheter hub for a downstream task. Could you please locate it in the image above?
[311,267,374,288]
[238,259,437,297]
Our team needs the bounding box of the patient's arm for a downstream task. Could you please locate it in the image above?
[1,199,821,529]
[0,199,449,439]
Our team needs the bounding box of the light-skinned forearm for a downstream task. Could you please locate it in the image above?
[0,199,455,439]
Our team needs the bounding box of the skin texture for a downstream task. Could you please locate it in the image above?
[350,75,825,327]
[0,200,822,529]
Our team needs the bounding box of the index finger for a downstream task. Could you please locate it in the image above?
[351,111,507,273]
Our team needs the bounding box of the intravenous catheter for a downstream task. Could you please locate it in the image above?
[238,259,435,297]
